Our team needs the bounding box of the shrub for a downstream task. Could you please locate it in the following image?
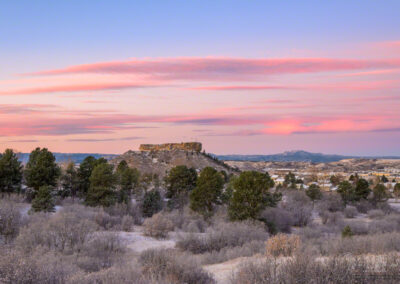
[77,232,126,272]
[162,207,207,233]
[0,248,77,284]
[121,215,134,232]
[139,249,215,284]
[176,221,267,254]
[341,225,353,238]
[320,211,344,226]
[68,265,149,284]
[354,199,374,213]
[0,200,21,242]
[16,211,97,254]
[265,233,300,257]
[198,240,265,265]
[368,209,385,219]
[143,213,174,238]
[284,192,313,227]
[343,206,358,218]
[231,254,400,284]
[261,207,293,234]
[318,192,343,212]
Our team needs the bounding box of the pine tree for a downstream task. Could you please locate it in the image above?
[142,190,163,217]
[24,148,60,193]
[228,171,281,221]
[342,225,353,238]
[85,163,117,207]
[306,184,322,204]
[0,149,23,196]
[190,167,224,218]
[164,165,197,209]
[31,186,55,212]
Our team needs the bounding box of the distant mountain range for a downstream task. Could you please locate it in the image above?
[215,150,400,163]
[16,153,118,164]
[15,150,400,164]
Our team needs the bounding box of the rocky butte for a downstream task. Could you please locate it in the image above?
[139,142,202,152]
[112,142,235,178]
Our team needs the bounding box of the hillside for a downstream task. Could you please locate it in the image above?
[111,149,236,178]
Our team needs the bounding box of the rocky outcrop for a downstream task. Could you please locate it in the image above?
[139,142,202,152]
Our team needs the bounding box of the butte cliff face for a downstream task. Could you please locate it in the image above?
[139,142,202,152]
[112,143,235,178]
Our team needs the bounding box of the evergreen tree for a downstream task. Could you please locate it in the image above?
[60,162,79,198]
[77,156,104,197]
[31,185,55,212]
[228,171,281,221]
[116,160,140,204]
[283,172,296,189]
[85,163,117,207]
[190,167,224,218]
[381,175,389,183]
[354,178,371,201]
[24,148,60,193]
[337,180,355,205]
[305,184,322,203]
[0,149,23,196]
[142,190,163,217]
[164,165,197,209]
[372,183,388,204]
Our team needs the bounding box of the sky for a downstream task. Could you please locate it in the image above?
[1,0,400,155]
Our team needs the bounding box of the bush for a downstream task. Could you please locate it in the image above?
[354,199,374,213]
[16,211,97,254]
[283,191,313,227]
[265,233,300,257]
[0,200,22,242]
[343,206,358,218]
[68,265,149,284]
[320,211,344,226]
[143,213,174,238]
[139,249,215,284]
[231,254,400,284]
[0,248,77,284]
[368,209,385,219]
[176,221,267,254]
[261,207,294,234]
[342,225,353,238]
[163,207,207,233]
[318,192,344,212]
[77,232,126,272]
[104,202,143,225]
[198,240,265,265]
[121,215,134,232]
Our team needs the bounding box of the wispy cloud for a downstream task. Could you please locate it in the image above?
[66,136,142,142]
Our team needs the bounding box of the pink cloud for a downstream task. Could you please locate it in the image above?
[187,85,288,91]
[0,81,162,95]
[27,57,400,79]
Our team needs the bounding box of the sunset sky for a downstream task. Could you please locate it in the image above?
[1,1,400,155]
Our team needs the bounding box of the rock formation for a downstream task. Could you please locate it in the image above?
[112,143,236,178]
[139,142,202,152]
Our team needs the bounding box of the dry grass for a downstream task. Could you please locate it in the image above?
[266,234,300,257]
